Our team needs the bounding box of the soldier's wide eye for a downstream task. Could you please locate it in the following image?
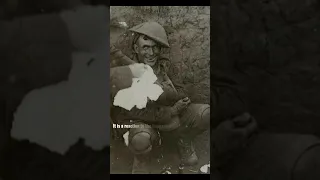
[153,46,160,52]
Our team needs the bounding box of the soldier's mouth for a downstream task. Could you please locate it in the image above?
[146,57,157,63]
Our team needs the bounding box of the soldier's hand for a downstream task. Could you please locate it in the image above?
[128,63,148,78]
[171,97,191,115]
[232,112,258,134]
[212,113,258,164]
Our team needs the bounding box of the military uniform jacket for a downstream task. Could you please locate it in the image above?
[110,54,187,126]
[110,50,247,129]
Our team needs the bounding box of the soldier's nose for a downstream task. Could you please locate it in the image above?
[147,48,154,56]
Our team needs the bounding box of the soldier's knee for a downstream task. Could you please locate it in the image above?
[201,105,210,126]
[195,104,210,129]
[293,146,320,180]
[129,126,159,154]
[182,104,210,130]
[131,132,152,152]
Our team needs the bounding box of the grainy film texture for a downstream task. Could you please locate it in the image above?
[110,6,210,174]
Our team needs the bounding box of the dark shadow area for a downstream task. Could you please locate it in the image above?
[213,0,320,136]
[0,0,109,20]
[211,0,320,179]
[0,1,110,180]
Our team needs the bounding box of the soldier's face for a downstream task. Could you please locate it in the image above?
[134,35,161,67]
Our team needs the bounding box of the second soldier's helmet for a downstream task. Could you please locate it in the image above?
[129,21,170,48]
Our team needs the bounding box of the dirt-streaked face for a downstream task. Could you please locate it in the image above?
[134,35,161,67]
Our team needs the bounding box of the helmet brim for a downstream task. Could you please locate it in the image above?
[129,30,170,48]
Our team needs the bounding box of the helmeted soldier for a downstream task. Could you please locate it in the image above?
[110,21,210,174]
[110,28,320,178]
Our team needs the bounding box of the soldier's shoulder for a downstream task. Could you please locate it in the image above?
[157,57,171,75]
[158,56,171,67]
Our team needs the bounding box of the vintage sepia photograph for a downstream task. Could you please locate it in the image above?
[110,6,210,174]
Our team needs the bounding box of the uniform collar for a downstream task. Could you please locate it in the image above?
[132,54,162,75]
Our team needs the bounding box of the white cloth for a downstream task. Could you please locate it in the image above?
[200,163,210,173]
[123,131,129,147]
[113,65,164,111]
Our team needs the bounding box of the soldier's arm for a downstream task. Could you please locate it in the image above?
[116,105,174,125]
[110,45,135,66]
[211,70,247,128]
[110,66,133,101]
[155,74,187,106]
